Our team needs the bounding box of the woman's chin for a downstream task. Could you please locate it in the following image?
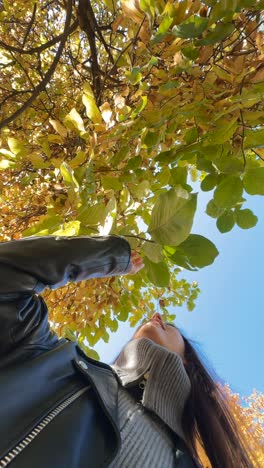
[134,323,164,345]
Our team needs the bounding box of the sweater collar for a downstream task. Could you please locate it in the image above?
[111,337,191,440]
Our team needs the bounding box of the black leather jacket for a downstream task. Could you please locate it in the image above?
[0,235,197,468]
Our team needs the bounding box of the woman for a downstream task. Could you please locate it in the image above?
[0,235,254,468]
[111,314,254,468]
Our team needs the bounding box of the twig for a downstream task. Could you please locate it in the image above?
[0,19,78,55]
[239,110,247,171]
[123,234,155,243]
[22,3,37,48]
[252,149,264,162]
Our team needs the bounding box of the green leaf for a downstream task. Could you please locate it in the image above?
[128,67,142,85]
[144,258,170,287]
[182,46,199,60]
[235,209,258,229]
[244,128,264,149]
[101,176,123,191]
[201,174,218,192]
[131,96,148,118]
[117,306,129,322]
[172,16,209,39]
[198,22,235,45]
[214,154,244,174]
[152,16,173,44]
[157,15,173,34]
[156,167,171,186]
[201,144,223,161]
[143,131,160,148]
[184,127,198,145]
[164,234,219,270]
[156,149,181,165]
[111,146,129,166]
[214,176,243,209]
[216,211,235,233]
[142,242,164,263]
[22,214,61,237]
[126,156,142,170]
[169,167,187,186]
[148,187,197,246]
[205,119,237,144]
[80,344,100,361]
[60,162,79,190]
[206,199,224,218]
[243,168,264,195]
[160,80,179,92]
[105,317,119,333]
[101,328,110,343]
[130,180,150,198]
[120,187,131,211]
[78,203,106,226]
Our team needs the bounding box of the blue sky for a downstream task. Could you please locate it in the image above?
[95,189,264,397]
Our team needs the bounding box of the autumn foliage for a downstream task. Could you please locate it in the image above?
[0,1,263,459]
[197,386,264,467]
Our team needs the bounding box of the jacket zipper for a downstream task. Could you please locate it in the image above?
[0,385,90,468]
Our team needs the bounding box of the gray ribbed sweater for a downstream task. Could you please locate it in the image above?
[110,337,191,468]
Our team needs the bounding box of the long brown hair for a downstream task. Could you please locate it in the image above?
[179,331,254,467]
[114,323,255,467]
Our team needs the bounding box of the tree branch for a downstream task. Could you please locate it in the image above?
[22,3,37,48]
[0,19,78,55]
[0,0,73,130]
[78,0,102,103]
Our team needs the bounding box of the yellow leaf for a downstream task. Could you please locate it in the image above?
[64,108,85,133]
[121,0,144,24]
[27,152,47,168]
[252,67,264,83]
[7,137,27,156]
[53,220,80,236]
[0,148,17,159]
[100,102,113,125]
[69,150,87,168]
[82,94,102,124]
[0,159,15,169]
[83,82,94,97]
[112,14,124,32]
[49,119,68,138]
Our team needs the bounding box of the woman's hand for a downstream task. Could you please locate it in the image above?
[125,251,144,275]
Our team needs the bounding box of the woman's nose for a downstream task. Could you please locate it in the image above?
[151,313,165,328]
[151,312,162,321]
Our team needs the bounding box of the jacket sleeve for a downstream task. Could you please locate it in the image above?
[0,235,131,357]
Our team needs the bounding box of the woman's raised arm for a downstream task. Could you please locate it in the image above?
[0,235,131,294]
[0,235,131,358]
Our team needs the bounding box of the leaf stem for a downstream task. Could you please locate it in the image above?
[123,234,155,243]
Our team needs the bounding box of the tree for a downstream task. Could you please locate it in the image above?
[0,0,264,354]
[197,387,264,467]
